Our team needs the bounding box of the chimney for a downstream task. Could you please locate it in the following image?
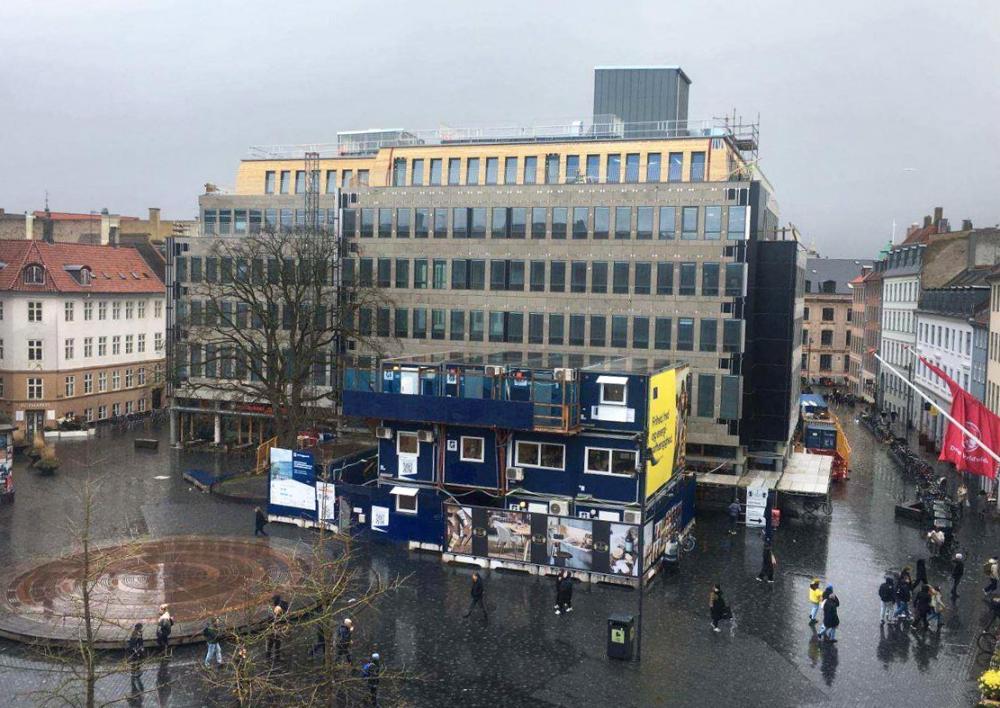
[933,206,943,227]
[24,212,34,240]
[938,217,949,233]
[148,207,161,232]
[204,183,218,194]
[963,219,974,230]
[923,215,932,228]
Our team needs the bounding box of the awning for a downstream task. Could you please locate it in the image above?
[389,486,419,497]
[596,375,628,385]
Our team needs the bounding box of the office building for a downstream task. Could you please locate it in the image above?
[170,68,802,473]
[0,240,166,437]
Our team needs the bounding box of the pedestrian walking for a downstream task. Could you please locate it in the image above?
[155,604,174,656]
[727,499,741,535]
[928,585,946,630]
[254,506,268,537]
[203,618,223,668]
[756,544,776,583]
[912,584,932,632]
[362,652,382,706]
[808,579,823,624]
[984,557,999,595]
[957,483,969,517]
[265,605,285,661]
[878,576,895,626]
[951,553,965,598]
[553,570,565,611]
[894,575,912,621]
[915,559,928,589]
[335,618,354,664]
[817,589,840,641]
[127,623,145,691]
[556,572,573,615]
[710,583,732,632]
[463,571,488,623]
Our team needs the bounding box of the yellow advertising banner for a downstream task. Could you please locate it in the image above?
[645,367,689,498]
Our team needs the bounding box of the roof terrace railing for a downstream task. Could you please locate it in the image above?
[246,115,759,159]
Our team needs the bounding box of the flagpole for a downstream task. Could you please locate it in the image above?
[875,352,1000,467]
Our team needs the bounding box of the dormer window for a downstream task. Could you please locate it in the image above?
[64,265,93,286]
[80,268,92,285]
[23,264,44,285]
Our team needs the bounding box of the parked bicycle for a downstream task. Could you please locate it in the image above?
[680,533,696,554]
[801,498,833,522]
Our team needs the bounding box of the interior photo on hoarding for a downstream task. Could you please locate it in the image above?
[609,523,639,575]
[546,517,594,570]
[445,504,473,554]
[487,510,531,561]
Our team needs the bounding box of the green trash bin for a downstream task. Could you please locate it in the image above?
[607,612,635,660]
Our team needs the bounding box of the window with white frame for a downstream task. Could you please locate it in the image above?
[137,300,146,318]
[460,436,485,462]
[97,405,107,419]
[84,301,92,321]
[0,300,4,319]
[0,338,3,359]
[397,431,419,455]
[98,301,107,320]
[28,301,42,322]
[395,490,418,514]
[27,339,42,361]
[112,336,121,355]
[65,376,75,397]
[27,377,42,400]
[154,332,163,351]
[84,408,93,422]
[64,338,74,359]
[138,368,146,385]
[84,337,93,357]
[585,447,638,476]
[23,264,44,284]
[599,378,627,405]
[65,302,74,321]
[112,370,121,390]
[125,368,134,387]
[125,400,134,414]
[155,300,163,318]
[138,397,146,412]
[0,378,4,398]
[514,441,565,470]
[137,334,146,353]
[83,373,93,394]
[111,402,120,417]
[98,336,107,356]
[98,372,107,392]
[125,335,134,354]
[112,302,121,319]
[125,301,134,319]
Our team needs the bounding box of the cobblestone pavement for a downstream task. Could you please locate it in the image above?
[0,413,996,706]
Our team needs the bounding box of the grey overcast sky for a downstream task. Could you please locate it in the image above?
[1,0,997,257]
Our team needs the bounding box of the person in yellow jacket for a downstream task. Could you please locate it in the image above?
[808,578,823,625]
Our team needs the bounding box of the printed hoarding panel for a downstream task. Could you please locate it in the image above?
[645,366,690,499]
[269,447,316,512]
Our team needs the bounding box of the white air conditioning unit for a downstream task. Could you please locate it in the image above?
[375,426,393,440]
[548,500,568,517]
[505,466,524,483]
[554,367,575,382]
[623,509,641,525]
[417,430,434,443]
[484,365,506,378]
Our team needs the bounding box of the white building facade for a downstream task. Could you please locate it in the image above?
[880,246,923,429]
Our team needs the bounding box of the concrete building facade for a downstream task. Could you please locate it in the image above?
[802,258,868,386]
[168,72,804,473]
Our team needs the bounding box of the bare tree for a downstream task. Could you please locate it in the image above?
[200,526,412,707]
[175,228,392,447]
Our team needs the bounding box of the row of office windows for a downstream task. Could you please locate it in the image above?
[350,205,747,241]
[345,258,746,298]
[12,333,163,362]
[20,299,162,323]
[17,367,157,402]
[201,204,749,241]
[920,322,972,356]
[262,150,713,195]
[352,307,743,355]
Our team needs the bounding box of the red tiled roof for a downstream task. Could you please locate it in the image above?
[0,240,163,293]
[31,211,138,221]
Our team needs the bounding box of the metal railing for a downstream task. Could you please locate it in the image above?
[246,115,759,159]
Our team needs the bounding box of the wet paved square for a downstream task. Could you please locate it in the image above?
[0,412,994,706]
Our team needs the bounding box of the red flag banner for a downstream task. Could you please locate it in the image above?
[919,356,1000,479]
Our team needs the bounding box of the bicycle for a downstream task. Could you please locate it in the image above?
[802,498,833,522]
[978,618,1000,654]
[680,534,696,554]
